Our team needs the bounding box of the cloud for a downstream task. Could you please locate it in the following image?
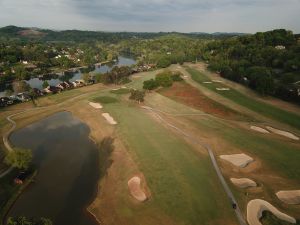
[0,0,299,32]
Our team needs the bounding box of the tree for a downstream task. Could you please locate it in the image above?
[7,217,52,225]
[81,73,90,83]
[171,71,183,81]
[14,65,30,80]
[155,71,173,87]
[5,148,33,170]
[42,81,49,89]
[129,89,145,103]
[12,81,30,93]
[143,79,159,91]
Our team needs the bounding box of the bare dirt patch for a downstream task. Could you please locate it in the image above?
[247,199,296,225]
[158,81,243,120]
[250,126,270,134]
[220,153,254,168]
[266,126,299,140]
[276,190,300,205]
[102,113,117,125]
[230,178,257,188]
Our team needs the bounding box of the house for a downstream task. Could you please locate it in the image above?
[16,93,31,102]
[14,171,30,185]
[48,86,62,94]
[75,79,86,87]
[31,88,43,96]
[43,86,62,94]
[56,82,67,90]
[0,97,14,107]
[275,45,286,50]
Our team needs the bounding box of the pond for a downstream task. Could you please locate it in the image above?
[0,56,136,97]
[8,112,99,225]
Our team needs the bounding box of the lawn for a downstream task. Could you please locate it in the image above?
[186,67,300,130]
[92,96,118,104]
[103,99,237,225]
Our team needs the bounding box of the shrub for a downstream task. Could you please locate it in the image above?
[155,70,173,87]
[143,79,159,90]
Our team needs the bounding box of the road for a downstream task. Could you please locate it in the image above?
[141,106,247,225]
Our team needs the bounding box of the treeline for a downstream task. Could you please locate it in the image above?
[202,29,300,104]
[0,26,245,43]
[119,35,206,68]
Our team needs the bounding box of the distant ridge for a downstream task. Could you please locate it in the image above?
[0,25,248,42]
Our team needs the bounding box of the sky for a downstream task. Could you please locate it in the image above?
[0,0,299,33]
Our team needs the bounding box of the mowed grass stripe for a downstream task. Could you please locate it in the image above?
[186,67,300,130]
[105,102,237,225]
[191,116,300,181]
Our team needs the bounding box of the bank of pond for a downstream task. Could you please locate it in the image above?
[0,56,136,99]
[2,112,101,225]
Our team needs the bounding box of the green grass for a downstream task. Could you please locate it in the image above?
[189,116,300,182]
[261,211,300,225]
[186,67,300,130]
[104,100,237,224]
[110,88,131,95]
[92,96,118,104]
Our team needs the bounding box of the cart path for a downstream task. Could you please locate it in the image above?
[141,105,247,225]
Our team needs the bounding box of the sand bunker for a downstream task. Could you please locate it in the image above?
[216,88,230,91]
[102,113,117,125]
[230,178,257,188]
[203,81,212,84]
[266,126,299,140]
[250,126,270,134]
[247,199,296,225]
[220,153,254,168]
[132,75,141,79]
[128,176,147,202]
[212,79,223,83]
[276,190,300,205]
[89,102,103,109]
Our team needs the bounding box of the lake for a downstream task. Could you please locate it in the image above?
[0,56,136,97]
[8,112,100,225]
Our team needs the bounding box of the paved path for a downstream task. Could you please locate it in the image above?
[141,105,247,225]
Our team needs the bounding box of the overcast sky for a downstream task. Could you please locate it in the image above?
[0,0,299,33]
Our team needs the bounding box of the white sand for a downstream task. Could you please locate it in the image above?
[102,113,117,125]
[276,190,300,205]
[128,176,147,202]
[212,79,223,83]
[230,178,257,188]
[216,88,230,91]
[266,126,299,140]
[111,88,120,91]
[247,199,296,225]
[250,126,270,134]
[220,153,254,168]
[89,102,103,109]
[121,86,127,89]
[203,81,212,84]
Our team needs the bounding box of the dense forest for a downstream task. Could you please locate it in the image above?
[0,26,299,104]
[203,29,300,103]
